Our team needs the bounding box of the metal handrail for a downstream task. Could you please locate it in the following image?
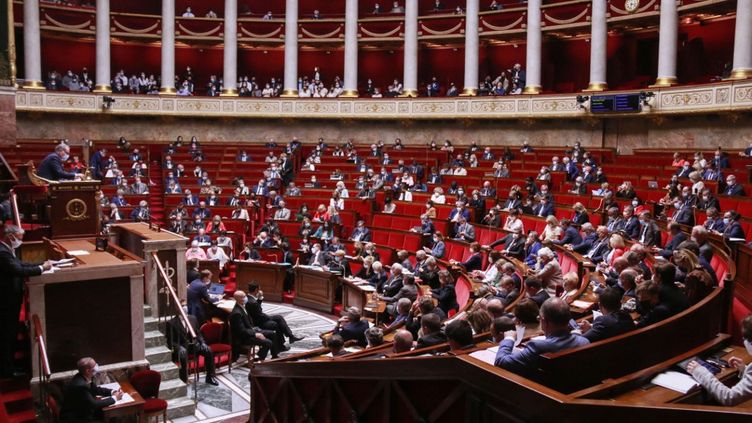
[32,314,51,379]
[10,191,21,227]
[152,252,196,339]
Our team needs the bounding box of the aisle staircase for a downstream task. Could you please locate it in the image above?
[0,379,34,423]
[143,305,196,419]
[148,160,165,225]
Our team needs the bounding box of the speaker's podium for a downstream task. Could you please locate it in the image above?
[16,161,101,239]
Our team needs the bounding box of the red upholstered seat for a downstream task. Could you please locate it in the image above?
[201,322,232,373]
[143,398,168,413]
[130,369,167,422]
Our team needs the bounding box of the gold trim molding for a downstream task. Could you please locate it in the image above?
[13,80,752,120]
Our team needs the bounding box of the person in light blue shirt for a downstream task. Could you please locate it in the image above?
[494,298,589,379]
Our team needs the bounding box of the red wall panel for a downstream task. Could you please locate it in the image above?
[238,49,284,85]
[41,37,95,77]
[359,49,404,93]
[298,49,345,85]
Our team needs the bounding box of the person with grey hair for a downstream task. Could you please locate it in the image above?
[333,306,369,347]
[392,330,414,354]
[37,143,81,181]
[533,247,564,296]
[60,357,123,422]
[494,298,589,377]
[0,225,52,377]
[387,298,413,330]
[365,327,385,348]
[130,200,151,222]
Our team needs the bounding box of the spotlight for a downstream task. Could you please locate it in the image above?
[102,96,116,109]
[576,95,590,110]
[639,91,655,107]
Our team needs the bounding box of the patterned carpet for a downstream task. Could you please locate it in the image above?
[168,303,336,423]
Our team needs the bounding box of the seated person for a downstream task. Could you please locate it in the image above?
[445,319,475,353]
[229,291,279,360]
[60,357,122,422]
[406,296,447,338]
[494,298,589,378]
[635,280,674,328]
[579,287,635,342]
[327,334,348,358]
[166,311,219,385]
[392,330,414,354]
[431,270,458,315]
[688,314,752,405]
[380,275,419,315]
[524,277,550,307]
[246,283,303,345]
[332,307,369,347]
[365,327,385,349]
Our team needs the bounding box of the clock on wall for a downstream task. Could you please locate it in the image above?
[625,0,641,13]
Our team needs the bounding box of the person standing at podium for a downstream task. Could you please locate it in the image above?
[37,143,81,181]
[0,225,52,378]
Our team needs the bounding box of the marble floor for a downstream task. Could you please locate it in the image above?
[168,303,336,423]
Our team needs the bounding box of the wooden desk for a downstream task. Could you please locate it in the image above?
[294,266,340,313]
[102,380,145,423]
[235,260,289,301]
[341,277,385,322]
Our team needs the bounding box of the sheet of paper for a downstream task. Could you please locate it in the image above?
[360,285,376,292]
[66,250,90,256]
[52,258,76,265]
[100,382,121,391]
[650,371,699,394]
[42,267,57,274]
[114,393,134,405]
[469,348,498,365]
[571,300,594,309]
[515,325,526,347]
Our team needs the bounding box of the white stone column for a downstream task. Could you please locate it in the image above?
[221,0,238,95]
[654,0,678,86]
[342,0,359,97]
[160,0,176,94]
[23,0,43,89]
[523,0,542,94]
[282,0,299,97]
[402,0,419,97]
[93,0,111,92]
[731,0,752,79]
[586,0,608,91]
[462,0,480,95]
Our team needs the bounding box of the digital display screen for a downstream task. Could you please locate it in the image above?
[590,94,641,113]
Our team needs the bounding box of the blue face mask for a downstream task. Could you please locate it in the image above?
[723,218,731,225]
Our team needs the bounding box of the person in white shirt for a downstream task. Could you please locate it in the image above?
[262,11,273,20]
[336,181,349,198]
[182,7,195,17]
[431,187,446,204]
[207,241,230,270]
[503,210,524,233]
[453,166,467,176]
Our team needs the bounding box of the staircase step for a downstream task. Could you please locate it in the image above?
[149,362,181,381]
[145,345,173,365]
[144,316,160,332]
[143,304,153,318]
[145,330,166,348]
[158,377,188,400]
[166,396,197,419]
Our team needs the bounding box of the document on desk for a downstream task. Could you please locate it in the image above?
[52,258,76,265]
[571,300,594,309]
[66,250,91,256]
[469,346,499,365]
[98,382,135,405]
[650,371,699,394]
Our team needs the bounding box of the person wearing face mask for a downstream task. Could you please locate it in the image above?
[37,143,81,181]
[60,357,124,422]
[724,175,746,196]
[670,196,694,226]
[308,243,327,267]
[0,225,52,377]
[722,210,746,240]
[696,188,720,211]
[687,315,752,405]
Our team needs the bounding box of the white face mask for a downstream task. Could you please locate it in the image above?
[745,339,752,356]
[92,364,100,374]
[9,236,22,249]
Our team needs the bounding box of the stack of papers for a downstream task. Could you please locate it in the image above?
[66,250,90,256]
[469,346,499,365]
[650,371,699,394]
[571,300,594,309]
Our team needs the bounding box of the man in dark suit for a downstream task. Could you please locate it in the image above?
[0,225,51,377]
[524,277,550,307]
[307,243,328,267]
[89,147,107,180]
[501,230,525,260]
[532,197,554,218]
[724,175,745,196]
[622,206,641,239]
[580,287,635,342]
[480,181,496,198]
[37,143,79,181]
[60,357,122,422]
[637,212,661,247]
[722,211,746,239]
[186,259,201,286]
[332,307,369,347]
[166,312,219,385]
[246,283,302,344]
[187,270,214,325]
[569,223,597,254]
[658,223,688,259]
[349,221,372,242]
[416,313,447,349]
[670,198,694,226]
[582,226,611,263]
[380,264,405,297]
[229,291,277,360]
[553,219,582,246]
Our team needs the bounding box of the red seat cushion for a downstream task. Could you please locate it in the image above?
[209,343,232,354]
[143,398,168,413]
